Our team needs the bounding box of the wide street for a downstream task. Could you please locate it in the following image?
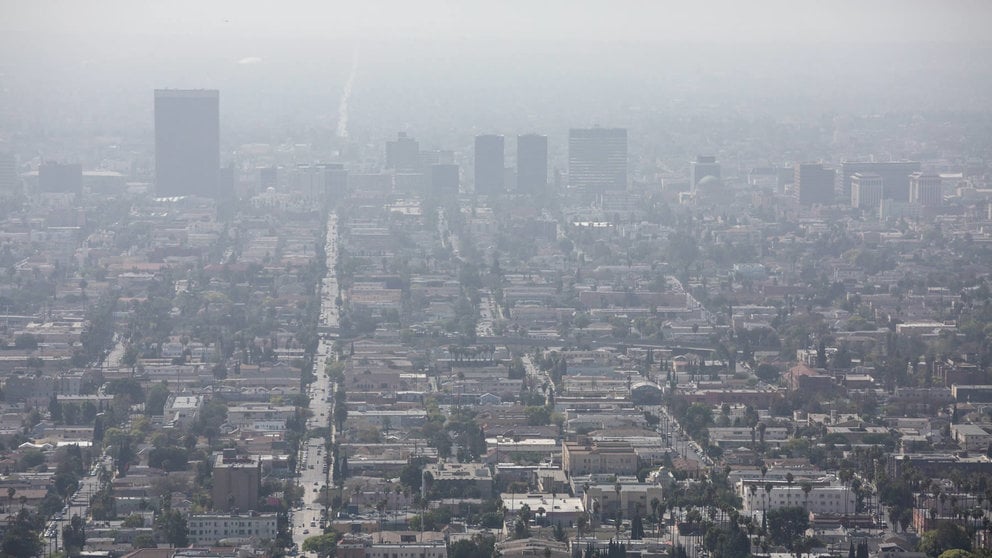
[291,211,339,552]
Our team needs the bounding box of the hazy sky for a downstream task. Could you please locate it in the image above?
[3,0,991,153]
[4,0,992,46]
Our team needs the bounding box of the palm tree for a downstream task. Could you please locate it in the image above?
[801,482,813,512]
[763,483,774,534]
[785,472,795,506]
[657,502,667,541]
[614,481,623,526]
[839,469,853,516]
[577,513,588,544]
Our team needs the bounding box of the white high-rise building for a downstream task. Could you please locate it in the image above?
[851,172,883,210]
[568,128,627,191]
[909,172,942,206]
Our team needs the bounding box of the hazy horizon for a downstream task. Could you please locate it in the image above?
[3,1,992,162]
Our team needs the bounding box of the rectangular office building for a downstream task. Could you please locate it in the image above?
[568,128,627,191]
[155,89,220,198]
[517,133,548,193]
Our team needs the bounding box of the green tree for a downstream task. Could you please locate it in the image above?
[766,506,810,553]
[1,508,43,558]
[62,515,86,557]
[400,458,427,491]
[703,522,750,558]
[145,382,172,416]
[919,523,971,558]
[148,446,189,471]
[525,405,551,426]
[133,533,157,549]
[631,513,645,540]
[302,532,338,557]
[449,533,496,558]
[90,486,117,520]
[156,509,188,547]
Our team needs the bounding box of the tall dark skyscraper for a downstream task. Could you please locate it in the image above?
[154,89,220,198]
[474,134,504,195]
[795,163,836,206]
[568,128,627,191]
[517,134,548,193]
[386,132,421,172]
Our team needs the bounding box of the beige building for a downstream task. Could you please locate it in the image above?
[738,479,855,515]
[562,440,638,476]
[580,476,664,520]
[951,424,992,452]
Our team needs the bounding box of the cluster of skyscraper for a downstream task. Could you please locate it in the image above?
[471,128,628,196]
[150,89,937,211]
[794,161,939,210]
[148,87,633,200]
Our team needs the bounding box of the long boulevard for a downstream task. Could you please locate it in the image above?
[291,211,339,551]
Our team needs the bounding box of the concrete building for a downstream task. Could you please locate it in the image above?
[422,461,493,499]
[840,161,921,201]
[336,536,447,558]
[226,404,296,430]
[474,134,504,195]
[690,155,721,189]
[795,163,835,206]
[154,89,220,198]
[163,394,203,429]
[850,172,883,210]
[708,427,789,448]
[212,451,261,512]
[579,475,664,520]
[187,512,278,544]
[0,151,19,196]
[517,133,548,194]
[562,440,638,476]
[568,128,627,191]
[385,132,420,172]
[738,479,855,515]
[502,493,586,527]
[909,172,942,206]
[951,424,992,452]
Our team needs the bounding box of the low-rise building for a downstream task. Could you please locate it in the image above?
[423,461,493,499]
[501,493,585,527]
[738,479,855,515]
[163,394,203,428]
[562,440,638,476]
[951,424,992,452]
[187,512,278,544]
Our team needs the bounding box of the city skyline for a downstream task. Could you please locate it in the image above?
[1,4,992,558]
